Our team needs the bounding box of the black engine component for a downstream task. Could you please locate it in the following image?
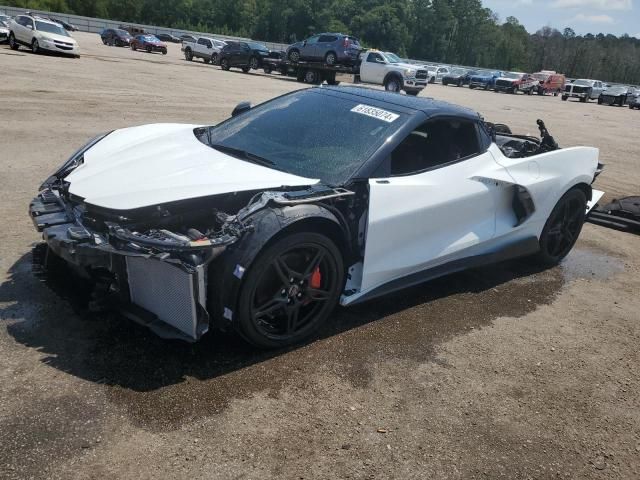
[588,196,640,234]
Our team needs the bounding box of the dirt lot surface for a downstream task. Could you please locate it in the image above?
[1,32,640,479]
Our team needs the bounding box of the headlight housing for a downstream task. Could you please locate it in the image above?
[404,68,415,76]
[39,132,110,190]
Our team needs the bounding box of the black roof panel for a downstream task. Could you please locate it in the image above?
[317,85,481,121]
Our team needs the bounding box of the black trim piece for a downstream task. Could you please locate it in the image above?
[587,211,640,233]
[348,236,540,305]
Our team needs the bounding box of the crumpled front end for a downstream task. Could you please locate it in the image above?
[29,185,246,341]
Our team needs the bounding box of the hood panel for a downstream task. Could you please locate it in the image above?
[66,124,318,210]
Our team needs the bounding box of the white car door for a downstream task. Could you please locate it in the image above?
[360,118,497,293]
[15,16,31,43]
[362,52,387,84]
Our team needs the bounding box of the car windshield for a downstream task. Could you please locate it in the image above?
[605,86,628,94]
[383,52,402,63]
[451,68,466,75]
[532,73,550,81]
[573,80,592,86]
[35,21,69,36]
[204,90,407,185]
[249,42,268,51]
[143,35,158,41]
[503,72,523,79]
[476,70,493,76]
[116,29,131,37]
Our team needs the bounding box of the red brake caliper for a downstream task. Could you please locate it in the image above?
[310,267,322,289]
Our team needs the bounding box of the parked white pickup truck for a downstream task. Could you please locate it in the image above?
[358,50,428,95]
[181,36,227,64]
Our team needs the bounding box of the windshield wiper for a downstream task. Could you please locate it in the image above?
[210,143,275,167]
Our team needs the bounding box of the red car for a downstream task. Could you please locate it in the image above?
[131,34,167,54]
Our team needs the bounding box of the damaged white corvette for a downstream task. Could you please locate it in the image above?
[30,86,603,347]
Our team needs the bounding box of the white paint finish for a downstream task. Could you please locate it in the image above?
[66,123,318,210]
[361,151,499,293]
[587,189,605,212]
[358,143,600,299]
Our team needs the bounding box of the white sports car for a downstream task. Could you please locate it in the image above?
[30,86,603,348]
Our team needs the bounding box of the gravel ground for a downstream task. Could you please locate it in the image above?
[1,33,639,480]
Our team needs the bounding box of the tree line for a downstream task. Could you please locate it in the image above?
[6,0,640,84]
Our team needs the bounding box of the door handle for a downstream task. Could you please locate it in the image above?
[375,179,390,184]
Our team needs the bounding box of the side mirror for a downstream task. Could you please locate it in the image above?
[232,101,251,117]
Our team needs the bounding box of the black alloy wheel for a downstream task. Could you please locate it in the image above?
[220,58,230,70]
[536,189,587,266]
[237,232,344,348]
[211,53,218,65]
[249,56,259,69]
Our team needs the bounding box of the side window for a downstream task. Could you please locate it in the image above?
[367,52,383,63]
[306,35,320,45]
[204,39,212,48]
[390,119,482,176]
[197,38,205,45]
[318,35,337,42]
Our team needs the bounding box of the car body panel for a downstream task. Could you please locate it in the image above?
[66,123,319,210]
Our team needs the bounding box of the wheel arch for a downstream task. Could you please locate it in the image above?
[206,204,350,331]
[383,71,403,86]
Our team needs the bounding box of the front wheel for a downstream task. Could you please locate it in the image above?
[184,48,192,61]
[146,46,152,53]
[9,33,19,50]
[288,49,300,63]
[561,95,568,101]
[211,53,218,65]
[535,188,587,266]
[405,89,420,96]
[31,39,39,54]
[242,66,250,73]
[220,58,230,70]
[249,56,259,70]
[236,232,344,348]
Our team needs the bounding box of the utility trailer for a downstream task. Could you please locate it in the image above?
[261,57,360,85]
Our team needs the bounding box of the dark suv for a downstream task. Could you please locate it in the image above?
[219,41,274,72]
[286,33,360,65]
[101,28,133,47]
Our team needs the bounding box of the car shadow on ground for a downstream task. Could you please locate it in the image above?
[0,248,559,396]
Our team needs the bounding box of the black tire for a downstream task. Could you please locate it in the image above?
[162,49,167,55]
[236,232,344,348]
[535,188,587,266]
[580,96,587,103]
[484,83,489,90]
[405,89,420,96]
[457,79,462,87]
[31,38,39,54]
[527,88,533,95]
[324,51,337,65]
[184,48,192,61]
[131,44,136,51]
[220,58,230,70]
[242,66,250,73]
[288,49,300,63]
[263,65,272,74]
[211,53,218,65]
[384,75,401,93]
[429,76,435,84]
[469,84,476,89]
[304,69,319,84]
[597,97,603,105]
[101,37,107,45]
[249,56,259,70]
[9,33,19,50]
[443,80,448,86]
[561,95,568,101]
[204,57,210,64]
[146,45,152,53]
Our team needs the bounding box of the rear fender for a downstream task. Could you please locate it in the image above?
[207,204,346,330]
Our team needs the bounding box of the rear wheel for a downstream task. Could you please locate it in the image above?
[324,51,337,65]
[384,76,401,93]
[220,58,230,70]
[535,188,587,266]
[9,33,19,50]
[236,232,344,348]
[146,45,152,53]
[304,69,319,84]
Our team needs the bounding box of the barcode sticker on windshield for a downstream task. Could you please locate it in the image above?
[351,104,399,123]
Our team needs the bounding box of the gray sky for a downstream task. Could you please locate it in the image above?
[483,0,639,37]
